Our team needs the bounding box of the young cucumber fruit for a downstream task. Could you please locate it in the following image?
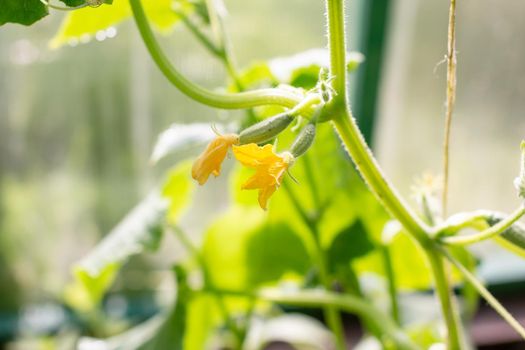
[290,123,316,158]
[239,113,294,145]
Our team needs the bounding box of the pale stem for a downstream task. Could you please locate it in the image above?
[439,246,525,340]
[442,0,457,217]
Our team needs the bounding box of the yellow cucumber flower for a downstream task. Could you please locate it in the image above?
[233,143,294,210]
[192,133,239,185]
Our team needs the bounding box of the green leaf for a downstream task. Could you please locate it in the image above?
[66,161,194,310]
[50,0,129,48]
[77,267,189,350]
[50,0,187,48]
[183,294,222,350]
[161,160,195,224]
[233,62,278,91]
[66,191,168,309]
[59,0,86,7]
[327,219,376,272]
[139,267,188,350]
[0,0,48,26]
[202,206,310,290]
[150,123,216,164]
[289,65,322,90]
[267,48,363,86]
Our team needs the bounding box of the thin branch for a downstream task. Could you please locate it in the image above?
[439,246,525,340]
[441,206,525,246]
[442,0,458,217]
[129,0,303,110]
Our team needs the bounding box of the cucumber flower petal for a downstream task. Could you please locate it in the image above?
[192,134,239,185]
[233,144,294,210]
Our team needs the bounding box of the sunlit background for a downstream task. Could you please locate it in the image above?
[1,0,525,348]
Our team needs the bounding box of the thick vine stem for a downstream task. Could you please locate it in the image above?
[129,0,303,110]
[325,0,465,347]
[325,0,430,243]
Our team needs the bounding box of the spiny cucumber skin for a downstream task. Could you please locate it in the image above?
[239,113,294,145]
[291,123,316,158]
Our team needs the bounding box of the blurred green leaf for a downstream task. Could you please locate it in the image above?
[234,62,278,91]
[327,219,375,272]
[289,65,322,90]
[77,268,189,350]
[161,160,195,224]
[50,0,190,48]
[139,267,188,350]
[59,0,86,7]
[50,0,129,48]
[268,48,363,85]
[184,294,222,350]
[66,191,167,309]
[66,161,194,309]
[0,0,48,26]
[77,192,167,277]
[346,52,365,72]
[202,206,310,290]
[150,123,216,164]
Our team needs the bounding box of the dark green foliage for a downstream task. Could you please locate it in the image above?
[58,0,85,6]
[0,0,48,26]
[327,219,375,272]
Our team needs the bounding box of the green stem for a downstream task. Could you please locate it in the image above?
[324,1,465,347]
[441,206,525,246]
[171,226,243,347]
[254,289,420,350]
[282,183,346,350]
[439,246,525,340]
[129,0,302,110]
[199,287,419,350]
[326,0,429,242]
[381,245,400,325]
[333,114,430,243]
[326,0,348,98]
[303,153,322,208]
[176,10,224,57]
[426,248,463,350]
[433,210,490,237]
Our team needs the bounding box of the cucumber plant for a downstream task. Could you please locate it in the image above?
[2,0,525,349]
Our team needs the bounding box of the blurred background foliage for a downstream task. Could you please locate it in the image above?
[1,0,525,348]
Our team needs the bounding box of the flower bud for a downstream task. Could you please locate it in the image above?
[239,112,294,145]
[290,122,316,158]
